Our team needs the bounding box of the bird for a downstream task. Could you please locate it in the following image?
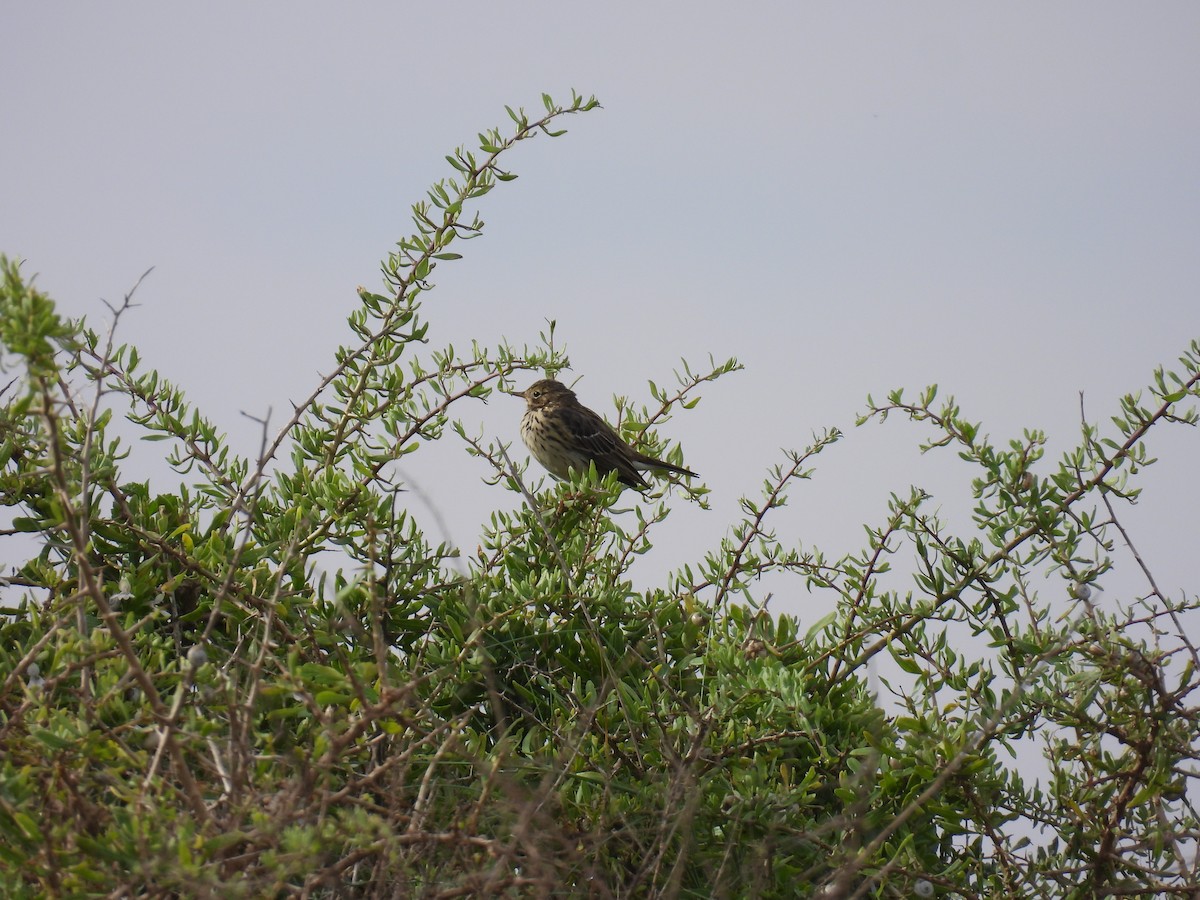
[511,378,697,491]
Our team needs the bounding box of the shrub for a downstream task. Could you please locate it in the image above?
[1,91,1198,898]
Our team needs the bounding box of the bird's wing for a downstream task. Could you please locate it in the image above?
[560,405,649,489]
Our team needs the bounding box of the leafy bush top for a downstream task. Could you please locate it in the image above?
[1,91,1199,898]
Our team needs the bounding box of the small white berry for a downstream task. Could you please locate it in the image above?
[186,645,208,668]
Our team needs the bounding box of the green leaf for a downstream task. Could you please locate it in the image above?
[11,811,42,842]
[804,611,837,642]
[32,728,75,750]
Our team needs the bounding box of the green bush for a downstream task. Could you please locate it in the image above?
[1,91,1198,898]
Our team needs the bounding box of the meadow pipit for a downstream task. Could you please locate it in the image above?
[512,379,697,491]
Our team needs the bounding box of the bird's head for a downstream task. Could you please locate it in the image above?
[511,378,576,411]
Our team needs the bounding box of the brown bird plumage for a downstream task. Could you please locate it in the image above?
[513,379,697,491]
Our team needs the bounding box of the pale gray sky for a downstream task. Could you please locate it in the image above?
[3,3,1198,620]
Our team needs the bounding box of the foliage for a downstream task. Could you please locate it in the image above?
[2,91,1199,898]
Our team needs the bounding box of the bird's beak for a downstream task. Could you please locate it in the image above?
[501,387,525,399]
